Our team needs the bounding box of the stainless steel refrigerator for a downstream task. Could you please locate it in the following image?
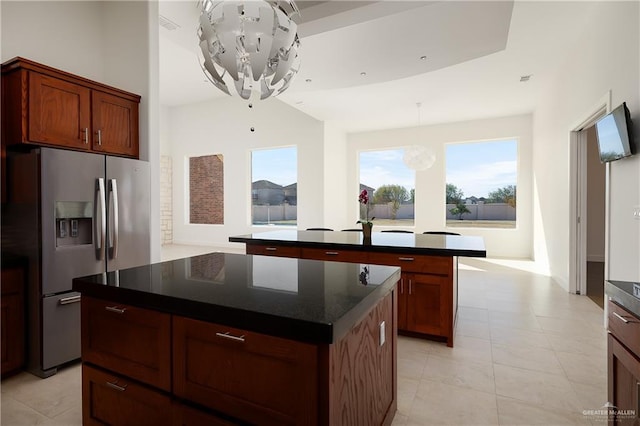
[2,147,150,377]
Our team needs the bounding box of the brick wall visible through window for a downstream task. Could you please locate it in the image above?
[189,154,224,224]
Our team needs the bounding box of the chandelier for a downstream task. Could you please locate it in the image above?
[198,0,301,101]
[403,103,436,170]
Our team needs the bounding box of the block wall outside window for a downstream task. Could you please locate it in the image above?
[160,155,173,245]
[445,139,517,229]
[189,154,224,224]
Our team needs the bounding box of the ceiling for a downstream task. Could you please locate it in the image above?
[159,1,597,133]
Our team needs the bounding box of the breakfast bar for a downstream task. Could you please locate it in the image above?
[230,230,487,347]
[73,252,401,425]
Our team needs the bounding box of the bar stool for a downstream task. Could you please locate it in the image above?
[306,228,334,231]
[381,230,413,233]
[423,231,461,236]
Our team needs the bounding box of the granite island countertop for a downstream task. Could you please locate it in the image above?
[606,280,640,318]
[72,252,400,344]
[229,230,487,257]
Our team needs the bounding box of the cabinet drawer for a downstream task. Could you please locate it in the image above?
[301,247,367,263]
[246,244,300,258]
[82,364,171,426]
[369,253,452,275]
[81,297,171,391]
[608,300,640,356]
[173,316,318,426]
[172,402,237,426]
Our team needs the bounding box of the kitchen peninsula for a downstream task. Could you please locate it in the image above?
[230,230,487,347]
[72,252,401,426]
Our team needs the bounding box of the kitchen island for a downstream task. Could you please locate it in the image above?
[230,230,486,347]
[73,252,401,426]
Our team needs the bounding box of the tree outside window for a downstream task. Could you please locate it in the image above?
[445,140,517,229]
[359,149,415,226]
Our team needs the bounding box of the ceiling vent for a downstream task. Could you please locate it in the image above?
[159,14,180,31]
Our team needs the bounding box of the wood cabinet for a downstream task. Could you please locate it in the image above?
[81,297,171,391]
[82,364,172,426]
[608,300,640,425]
[81,290,396,426]
[1,267,25,377]
[301,247,369,263]
[251,241,457,346]
[173,317,318,425]
[1,57,140,158]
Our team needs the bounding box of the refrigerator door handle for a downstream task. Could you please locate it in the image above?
[94,178,106,260]
[108,179,119,260]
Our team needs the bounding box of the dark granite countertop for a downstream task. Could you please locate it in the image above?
[229,230,487,257]
[606,280,640,318]
[72,252,400,344]
[1,252,28,270]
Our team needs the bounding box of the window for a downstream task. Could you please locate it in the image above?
[359,149,415,226]
[445,139,517,228]
[251,146,297,226]
[189,154,224,224]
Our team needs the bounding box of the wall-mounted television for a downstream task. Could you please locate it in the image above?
[595,102,636,162]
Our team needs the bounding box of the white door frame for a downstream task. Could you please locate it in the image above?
[569,91,611,295]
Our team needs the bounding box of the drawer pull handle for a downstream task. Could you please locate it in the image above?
[265,247,277,251]
[325,251,339,255]
[59,295,81,305]
[613,312,631,324]
[398,257,415,262]
[106,381,127,392]
[105,306,126,314]
[216,331,245,342]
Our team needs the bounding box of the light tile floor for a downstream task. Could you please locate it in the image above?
[1,251,608,426]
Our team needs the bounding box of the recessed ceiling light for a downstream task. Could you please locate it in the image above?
[420,55,427,60]
[305,78,312,83]
[520,75,532,82]
[360,72,367,76]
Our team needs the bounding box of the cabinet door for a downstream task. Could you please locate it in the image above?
[608,334,640,425]
[92,90,139,157]
[82,364,171,426]
[173,316,318,426]
[406,273,448,336]
[29,72,91,149]
[1,267,24,376]
[81,297,171,391]
[397,274,408,331]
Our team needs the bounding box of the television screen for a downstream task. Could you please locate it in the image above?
[595,102,635,162]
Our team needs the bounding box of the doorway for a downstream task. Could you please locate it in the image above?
[569,91,610,301]
[583,126,606,308]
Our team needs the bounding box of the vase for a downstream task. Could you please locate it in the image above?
[361,222,373,240]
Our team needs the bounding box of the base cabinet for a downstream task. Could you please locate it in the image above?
[82,364,172,426]
[173,317,318,426]
[253,242,457,346]
[81,292,396,426]
[608,300,640,426]
[1,266,25,377]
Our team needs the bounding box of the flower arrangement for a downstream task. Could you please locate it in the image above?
[357,189,375,226]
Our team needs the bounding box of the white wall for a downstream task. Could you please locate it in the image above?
[347,114,533,258]
[169,96,324,250]
[533,1,640,289]
[1,0,161,262]
[323,122,349,230]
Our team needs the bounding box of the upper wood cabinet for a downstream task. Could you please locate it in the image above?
[1,57,140,158]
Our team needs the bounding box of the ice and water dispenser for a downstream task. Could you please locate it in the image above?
[55,202,93,247]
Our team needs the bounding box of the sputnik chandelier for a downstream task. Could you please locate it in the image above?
[198,0,301,101]
[403,103,436,170]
